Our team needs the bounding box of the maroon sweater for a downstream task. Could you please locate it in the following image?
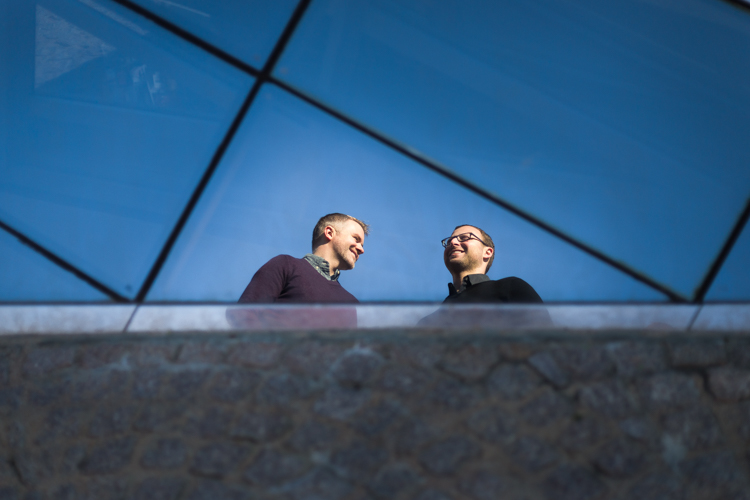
[238,255,358,304]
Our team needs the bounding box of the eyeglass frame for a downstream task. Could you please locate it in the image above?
[441,232,490,248]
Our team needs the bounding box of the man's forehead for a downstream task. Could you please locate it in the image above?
[452,225,478,235]
[340,219,365,236]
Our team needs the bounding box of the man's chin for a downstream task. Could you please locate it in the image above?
[445,256,465,266]
[445,261,468,273]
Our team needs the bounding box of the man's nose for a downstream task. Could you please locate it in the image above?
[357,243,364,254]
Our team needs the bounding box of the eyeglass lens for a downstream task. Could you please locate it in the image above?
[442,233,474,247]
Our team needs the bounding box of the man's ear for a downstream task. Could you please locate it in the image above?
[484,246,494,261]
[323,225,336,242]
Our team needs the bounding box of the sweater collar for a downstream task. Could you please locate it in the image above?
[304,254,340,281]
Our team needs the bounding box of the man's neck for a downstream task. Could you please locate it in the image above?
[313,247,339,276]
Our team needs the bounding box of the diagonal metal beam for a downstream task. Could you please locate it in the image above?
[0,219,128,302]
[268,77,688,303]
[113,0,689,303]
[130,0,313,302]
[693,197,750,302]
[722,0,750,14]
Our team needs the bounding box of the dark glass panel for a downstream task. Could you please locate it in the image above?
[0,227,108,301]
[705,220,750,301]
[0,0,253,297]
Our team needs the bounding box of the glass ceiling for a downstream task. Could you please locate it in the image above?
[1,0,748,303]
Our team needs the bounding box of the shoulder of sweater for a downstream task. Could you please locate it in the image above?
[260,255,310,274]
[493,276,524,283]
[267,254,294,261]
[266,254,300,265]
[488,276,534,287]
[494,276,543,302]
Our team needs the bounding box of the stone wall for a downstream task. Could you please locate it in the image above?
[1,330,750,500]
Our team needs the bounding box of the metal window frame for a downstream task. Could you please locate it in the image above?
[3,0,749,304]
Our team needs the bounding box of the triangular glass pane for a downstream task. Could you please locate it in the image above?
[275,0,750,298]
[149,85,667,302]
[0,227,108,301]
[1,0,253,298]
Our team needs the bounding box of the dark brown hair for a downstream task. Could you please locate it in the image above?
[312,213,370,250]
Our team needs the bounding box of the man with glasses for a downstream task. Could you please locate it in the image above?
[238,213,368,303]
[438,224,543,303]
[418,224,547,326]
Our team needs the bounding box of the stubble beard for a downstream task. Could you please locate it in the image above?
[335,241,356,270]
[445,251,481,275]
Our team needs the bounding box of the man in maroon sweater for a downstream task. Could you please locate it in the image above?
[238,213,368,304]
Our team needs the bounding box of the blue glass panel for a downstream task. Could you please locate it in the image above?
[148,85,667,302]
[705,219,750,301]
[275,0,750,299]
[127,0,299,68]
[0,228,108,301]
[0,0,253,298]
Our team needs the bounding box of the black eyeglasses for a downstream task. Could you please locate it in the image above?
[441,232,488,248]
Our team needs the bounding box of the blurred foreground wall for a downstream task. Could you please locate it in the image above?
[2,328,750,500]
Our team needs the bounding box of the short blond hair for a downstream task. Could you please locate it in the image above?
[312,213,370,250]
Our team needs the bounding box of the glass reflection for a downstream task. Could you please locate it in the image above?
[126,304,702,331]
[126,0,299,68]
[0,227,108,301]
[35,4,117,89]
[148,85,667,302]
[0,0,253,298]
[276,0,750,298]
